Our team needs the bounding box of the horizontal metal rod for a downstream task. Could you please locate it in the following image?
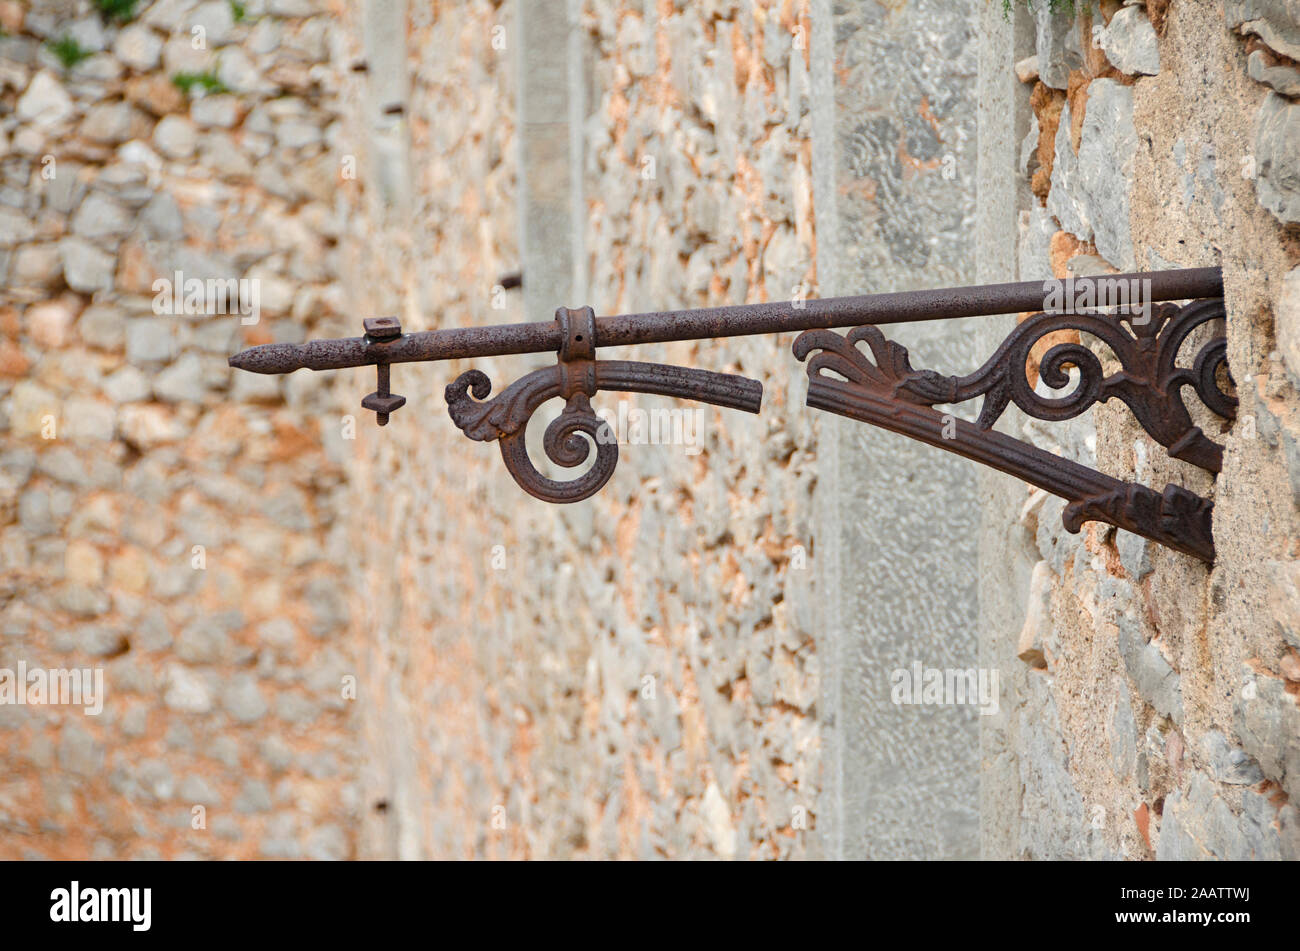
[229,267,1224,374]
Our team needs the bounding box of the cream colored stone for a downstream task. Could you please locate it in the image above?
[118,404,185,448]
[109,548,151,595]
[70,495,118,533]
[700,783,737,859]
[9,245,63,290]
[1017,560,1054,669]
[7,381,60,438]
[63,398,116,442]
[65,539,104,586]
[17,71,74,127]
[26,299,79,348]
[1277,267,1300,380]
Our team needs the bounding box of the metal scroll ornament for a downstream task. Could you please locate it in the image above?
[226,268,1235,563]
[792,300,1234,563]
[445,307,763,503]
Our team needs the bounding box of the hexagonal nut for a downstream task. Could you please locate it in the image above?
[363,316,402,340]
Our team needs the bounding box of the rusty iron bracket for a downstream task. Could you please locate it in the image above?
[229,267,1235,563]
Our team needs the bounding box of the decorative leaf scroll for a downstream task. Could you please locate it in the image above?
[446,363,620,503]
[445,366,563,442]
[446,361,762,504]
[793,299,1235,563]
[794,299,1235,473]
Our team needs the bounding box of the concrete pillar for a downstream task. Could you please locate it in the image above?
[975,2,1036,861]
[811,0,982,859]
[517,0,585,323]
[362,0,411,211]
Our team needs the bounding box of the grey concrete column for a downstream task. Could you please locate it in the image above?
[356,0,424,861]
[974,2,1036,861]
[517,0,584,323]
[811,0,982,860]
[362,0,412,212]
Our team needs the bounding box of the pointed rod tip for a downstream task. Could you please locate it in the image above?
[228,344,288,374]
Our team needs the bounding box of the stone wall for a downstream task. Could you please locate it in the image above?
[11,0,1293,864]
[0,0,357,858]
[1,0,867,864]
[337,0,826,860]
[980,0,1300,861]
[338,0,993,861]
[331,0,531,861]
[574,0,820,859]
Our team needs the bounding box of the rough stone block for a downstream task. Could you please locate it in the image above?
[1235,666,1300,800]
[1227,0,1300,61]
[1200,730,1266,785]
[1255,92,1300,225]
[1100,5,1160,76]
[1118,619,1183,725]
[1035,5,1083,90]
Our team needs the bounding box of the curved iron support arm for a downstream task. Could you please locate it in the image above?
[792,299,1234,563]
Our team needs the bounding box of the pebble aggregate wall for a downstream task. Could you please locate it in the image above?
[17,0,1292,864]
[576,0,821,859]
[0,0,833,863]
[983,0,1300,861]
[339,0,824,860]
[0,0,358,858]
[331,0,534,861]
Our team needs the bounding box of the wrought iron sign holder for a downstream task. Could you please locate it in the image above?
[229,267,1234,563]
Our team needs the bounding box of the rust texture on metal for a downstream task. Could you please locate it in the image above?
[792,296,1233,563]
[229,267,1233,561]
[227,268,1224,375]
[359,316,406,426]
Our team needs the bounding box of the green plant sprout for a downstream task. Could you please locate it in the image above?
[92,0,139,23]
[1001,0,1084,15]
[48,35,92,70]
[172,71,230,96]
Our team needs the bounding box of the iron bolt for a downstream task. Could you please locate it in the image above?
[362,318,405,425]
